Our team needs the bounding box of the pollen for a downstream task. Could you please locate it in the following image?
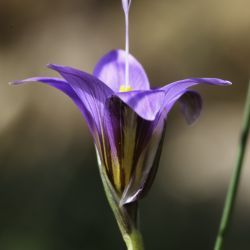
[119,85,132,92]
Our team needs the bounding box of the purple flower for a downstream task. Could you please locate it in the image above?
[12,49,231,205]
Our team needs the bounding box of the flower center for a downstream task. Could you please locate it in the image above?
[119,85,132,92]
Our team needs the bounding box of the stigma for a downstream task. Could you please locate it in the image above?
[119,85,132,92]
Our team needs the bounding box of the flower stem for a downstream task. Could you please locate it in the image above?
[214,82,250,250]
[96,148,144,250]
[124,229,144,250]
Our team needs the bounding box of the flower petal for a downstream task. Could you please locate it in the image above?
[12,77,77,98]
[11,77,95,132]
[120,112,167,205]
[160,77,231,120]
[161,78,231,103]
[178,90,202,125]
[118,78,231,202]
[93,50,150,91]
[47,64,114,134]
[114,90,166,121]
[103,96,166,198]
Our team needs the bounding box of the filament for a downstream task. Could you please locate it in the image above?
[125,12,129,88]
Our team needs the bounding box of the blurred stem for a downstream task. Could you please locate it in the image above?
[214,82,250,250]
[124,229,144,250]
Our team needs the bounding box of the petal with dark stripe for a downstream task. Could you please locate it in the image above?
[120,113,167,205]
[103,94,167,202]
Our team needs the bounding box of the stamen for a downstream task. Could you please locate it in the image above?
[121,0,132,88]
[119,85,132,92]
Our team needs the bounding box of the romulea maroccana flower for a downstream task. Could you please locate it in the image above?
[12,49,231,245]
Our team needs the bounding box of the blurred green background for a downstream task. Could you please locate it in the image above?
[0,0,250,249]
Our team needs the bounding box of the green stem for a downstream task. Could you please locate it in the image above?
[214,82,250,250]
[124,229,144,250]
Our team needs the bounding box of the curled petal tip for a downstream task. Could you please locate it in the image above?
[213,79,232,85]
[9,80,25,85]
[47,63,56,69]
[194,78,232,86]
[218,79,232,85]
[47,63,64,71]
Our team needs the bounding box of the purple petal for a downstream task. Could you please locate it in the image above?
[93,50,150,91]
[11,77,95,132]
[47,64,114,134]
[178,91,202,125]
[161,78,231,102]
[114,90,166,121]
[160,77,231,121]
[103,96,166,198]
[12,77,76,98]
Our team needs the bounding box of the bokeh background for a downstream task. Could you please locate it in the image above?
[0,0,250,249]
